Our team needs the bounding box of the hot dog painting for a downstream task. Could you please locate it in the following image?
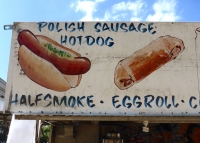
[114,35,185,90]
[17,30,91,92]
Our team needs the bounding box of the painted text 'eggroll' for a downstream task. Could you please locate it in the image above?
[114,35,185,90]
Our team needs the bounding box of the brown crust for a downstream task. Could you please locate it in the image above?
[114,63,134,90]
[114,35,185,90]
[162,35,185,58]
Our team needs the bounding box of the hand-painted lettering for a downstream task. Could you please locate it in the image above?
[28,95,35,106]
[48,23,54,31]
[190,96,197,109]
[37,22,47,32]
[133,96,142,108]
[103,23,110,31]
[111,23,119,32]
[11,94,18,105]
[156,96,164,108]
[138,23,147,33]
[56,23,63,32]
[37,22,156,48]
[120,23,128,32]
[148,23,156,34]
[112,95,121,108]
[68,96,76,108]
[68,23,76,32]
[144,95,154,108]
[60,96,67,106]
[165,96,171,109]
[172,95,179,108]
[77,96,86,107]
[87,95,95,108]
[53,96,59,106]
[44,94,52,107]
[122,95,132,109]
[35,94,42,106]
[20,95,27,106]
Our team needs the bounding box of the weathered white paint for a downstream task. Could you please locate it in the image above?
[3,22,200,116]
[6,114,36,143]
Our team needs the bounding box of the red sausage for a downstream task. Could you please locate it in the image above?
[18,30,91,75]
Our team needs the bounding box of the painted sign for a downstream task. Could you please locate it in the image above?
[3,22,200,116]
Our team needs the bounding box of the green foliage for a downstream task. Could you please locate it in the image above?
[40,125,50,141]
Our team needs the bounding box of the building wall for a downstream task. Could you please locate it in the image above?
[0,79,6,142]
[0,78,6,99]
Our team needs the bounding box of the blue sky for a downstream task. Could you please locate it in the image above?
[0,0,200,82]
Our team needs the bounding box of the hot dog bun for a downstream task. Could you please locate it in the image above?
[35,35,82,88]
[114,35,185,90]
[18,45,71,92]
[17,30,90,91]
[18,30,91,75]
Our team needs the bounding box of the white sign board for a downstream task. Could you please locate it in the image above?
[6,115,36,143]
[3,22,200,116]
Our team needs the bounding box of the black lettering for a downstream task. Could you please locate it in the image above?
[102,23,110,31]
[11,94,18,105]
[120,23,128,32]
[172,95,179,108]
[165,96,171,109]
[48,23,54,31]
[129,23,138,32]
[20,95,27,106]
[69,22,75,32]
[96,37,104,46]
[156,96,164,107]
[78,22,84,31]
[94,22,101,32]
[144,95,154,108]
[112,95,121,108]
[105,37,114,47]
[68,96,76,108]
[69,36,76,45]
[65,23,68,31]
[148,23,156,34]
[87,95,95,108]
[189,96,197,109]
[37,22,47,32]
[56,23,62,32]
[77,96,86,107]
[122,95,132,109]
[53,96,59,106]
[60,96,67,106]
[133,96,142,108]
[60,35,67,45]
[28,95,35,106]
[77,36,82,45]
[85,36,95,46]
[138,23,147,33]
[44,94,52,107]
[35,94,42,106]
[111,23,119,32]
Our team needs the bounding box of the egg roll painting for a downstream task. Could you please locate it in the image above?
[114,35,185,90]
